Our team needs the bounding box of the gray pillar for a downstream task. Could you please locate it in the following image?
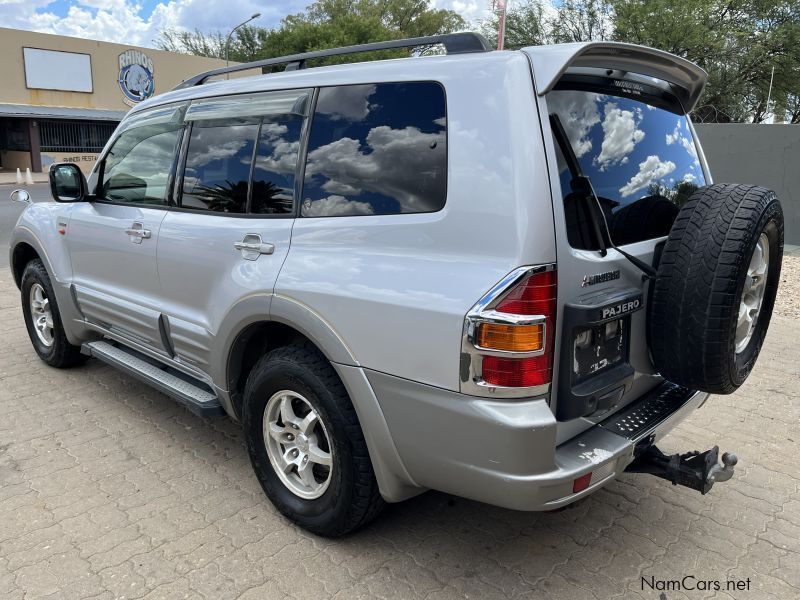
[28,119,42,173]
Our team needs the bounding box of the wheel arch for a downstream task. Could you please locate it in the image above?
[11,241,42,288]
[220,294,358,419]
[219,296,420,502]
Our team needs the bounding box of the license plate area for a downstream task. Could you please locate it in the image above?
[556,289,643,421]
[573,318,626,382]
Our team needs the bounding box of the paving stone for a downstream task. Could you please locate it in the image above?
[0,270,797,598]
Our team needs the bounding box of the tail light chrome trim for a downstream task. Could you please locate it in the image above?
[460,264,556,398]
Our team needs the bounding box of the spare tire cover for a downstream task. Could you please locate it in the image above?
[649,183,784,394]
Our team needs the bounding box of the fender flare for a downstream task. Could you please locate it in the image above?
[215,293,421,502]
[10,226,87,346]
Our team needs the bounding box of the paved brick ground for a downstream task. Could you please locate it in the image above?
[1,269,798,600]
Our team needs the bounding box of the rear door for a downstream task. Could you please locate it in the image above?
[69,103,186,354]
[155,89,309,376]
[538,69,709,438]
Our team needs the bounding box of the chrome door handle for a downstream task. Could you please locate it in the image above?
[125,222,151,244]
[235,234,275,260]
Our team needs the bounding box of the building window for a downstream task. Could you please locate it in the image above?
[0,119,30,151]
[40,120,118,153]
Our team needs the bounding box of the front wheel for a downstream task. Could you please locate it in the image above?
[20,259,87,368]
[243,342,384,536]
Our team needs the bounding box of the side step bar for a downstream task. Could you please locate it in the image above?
[82,340,225,417]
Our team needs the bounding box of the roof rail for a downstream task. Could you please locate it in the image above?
[173,32,493,90]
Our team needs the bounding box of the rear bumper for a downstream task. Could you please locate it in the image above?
[367,370,709,510]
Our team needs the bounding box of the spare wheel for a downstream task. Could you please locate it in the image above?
[649,184,784,394]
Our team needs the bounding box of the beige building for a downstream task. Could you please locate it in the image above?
[0,28,233,174]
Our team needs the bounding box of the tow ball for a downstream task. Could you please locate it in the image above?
[625,445,738,494]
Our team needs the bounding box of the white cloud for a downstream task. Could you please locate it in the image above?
[594,103,645,171]
[0,0,306,47]
[305,124,446,213]
[303,194,374,217]
[0,0,489,48]
[546,90,601,158]
[665,120,698,160]
[619,155,676,198]
[316,85,377,121]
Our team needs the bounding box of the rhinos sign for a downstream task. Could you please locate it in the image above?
[118,50,154,106]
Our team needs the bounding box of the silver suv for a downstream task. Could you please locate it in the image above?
[9,33,784,536]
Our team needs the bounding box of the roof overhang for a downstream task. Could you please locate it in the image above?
[0,104,127,121]
[524,42,708,112]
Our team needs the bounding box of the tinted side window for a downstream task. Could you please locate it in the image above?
[301,82,447,217]
[101,104,185,205]
[251,116,303,215]
[180,120,258,213]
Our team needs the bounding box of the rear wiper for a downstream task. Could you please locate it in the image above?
[549,114,657,279]
[549,114,608,257]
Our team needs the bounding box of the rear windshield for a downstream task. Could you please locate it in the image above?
[547,84,705,248]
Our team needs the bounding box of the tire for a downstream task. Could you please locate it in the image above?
[20,259,87,368]
[242,341,384,536]
[650,184,783,394]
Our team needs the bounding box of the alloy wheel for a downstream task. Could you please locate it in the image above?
[735,233,769,354]
[263,390,334,499]
[29,283,54,347]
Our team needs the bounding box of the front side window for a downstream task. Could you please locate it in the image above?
[301,82,447,217]
[548,82,705,248]
[100,104,186,205]
[180,120,258,213]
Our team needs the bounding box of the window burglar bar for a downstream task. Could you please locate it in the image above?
[39,120,118,153]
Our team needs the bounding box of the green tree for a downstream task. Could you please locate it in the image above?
[611,0,800,123]
[549,0,613,44]
[481,0,550,49]
[157,0,465,65]
[481,0,800,123]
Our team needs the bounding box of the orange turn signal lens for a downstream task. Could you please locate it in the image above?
[476,322,544,353]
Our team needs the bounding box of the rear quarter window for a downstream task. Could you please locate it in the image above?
[301,82,447,217]
[547,86,705,248]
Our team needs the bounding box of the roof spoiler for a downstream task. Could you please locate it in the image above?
[524,42,708,112]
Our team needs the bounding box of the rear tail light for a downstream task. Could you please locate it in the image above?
[481,355,551,387]
[476,322,544,353]
[495,270,557,315]
[462,266,557,396]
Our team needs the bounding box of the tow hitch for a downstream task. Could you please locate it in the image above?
[625,445,738,494]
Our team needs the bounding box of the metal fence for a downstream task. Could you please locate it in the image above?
[39,120,118,153]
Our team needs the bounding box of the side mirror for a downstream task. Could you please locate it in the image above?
[49,163,87,202]
[9,189,32,204]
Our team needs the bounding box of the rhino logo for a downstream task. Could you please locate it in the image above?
[118,50,154,106]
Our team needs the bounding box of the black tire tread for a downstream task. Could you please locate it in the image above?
[650,184,783,393]
[244,341,384,536]
[21,259,87,369]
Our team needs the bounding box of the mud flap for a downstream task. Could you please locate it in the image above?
[625,444,737,494]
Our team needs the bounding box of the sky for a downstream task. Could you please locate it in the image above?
[0,0,487,48]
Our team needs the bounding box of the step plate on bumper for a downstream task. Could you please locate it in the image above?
[598,383,699,441]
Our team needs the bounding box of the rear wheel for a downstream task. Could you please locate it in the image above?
[20,259,87,368]
[650,184,783,393]
[243,342,384,536]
